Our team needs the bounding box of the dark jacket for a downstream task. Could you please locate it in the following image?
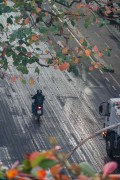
[32,93,45,106]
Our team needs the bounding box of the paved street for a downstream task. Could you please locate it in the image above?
[0,1,120,173]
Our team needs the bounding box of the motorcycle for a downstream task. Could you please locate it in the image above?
[34,105,43,122]
[31,95,43,122]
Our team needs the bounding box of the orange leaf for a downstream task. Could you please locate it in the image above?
[59,62,70,71]
[45,12,49,16]
[109,174,120,179]
[24,17,29,25]
[74,58,79,64]
[85,49,90,57]
[36,7,42,13]
[37,169,46,179]
[62,47,69,55]
[76,3,84,9]
[61,175,70,180]
[50,165,61,176]
[31,35,40,41]
[6,169,18,179]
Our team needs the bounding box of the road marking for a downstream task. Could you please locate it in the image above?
[115,54,119,58]
[94,31,100,37]
[112,86,116,90]
[100,70,103,74]
[109,74,120,88]
[105,77,109,82]
[104,42,110,48]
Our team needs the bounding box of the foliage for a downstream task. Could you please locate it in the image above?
[0,0,118,80]
[0,147,120,180]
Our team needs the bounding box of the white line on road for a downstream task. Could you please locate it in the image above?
[115,54,119,58]
[100,70,103,74]
[109,74,120,88]
[105,77,109,82]
[104,42,110,48]
[94,31,100,37]
[112,86,117,90]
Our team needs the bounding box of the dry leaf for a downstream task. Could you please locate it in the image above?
[62,47,69,55]
[31,35,40,41]
[24,17,29,25]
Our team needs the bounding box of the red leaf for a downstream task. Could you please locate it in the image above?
[103,162,118,178]
[93,45,98,52]
[59,62,70,71]
[10,75,17,83]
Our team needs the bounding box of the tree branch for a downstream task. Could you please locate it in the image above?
[65,123,120,161]
[55,0,82,7]
[35,59,49,67]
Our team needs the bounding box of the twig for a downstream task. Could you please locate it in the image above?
[65,123,120,161]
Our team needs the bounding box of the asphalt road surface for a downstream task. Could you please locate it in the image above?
[0,1,120,173]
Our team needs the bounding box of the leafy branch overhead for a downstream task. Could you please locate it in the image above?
[1,123,120,179]
[0,0,117,77]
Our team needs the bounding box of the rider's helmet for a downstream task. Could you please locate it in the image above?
[37,89,42,94]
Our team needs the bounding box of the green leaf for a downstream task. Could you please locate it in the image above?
[40,159,56,169]
[84,18,89,28]
[71,20,75,26]
[22,57,28,66]
[47,59,53,64]
[21,79,26,84]
[0,23,4,29]
[13,59,19,66]
[21,46,27,53]
[35,67,40,75]
[3,6,11,13]
[7,17,13,24]
[64,22,68,27]
[6,48,13,57]
[79,162,96,177]
[98,19,104,27]
[82,41,88,47]
[0,0,3,3]
[39,27,48,34]
[17,66,28,74]
[22,159,31,173]
[28,58,35,64]
[31,155,46,168]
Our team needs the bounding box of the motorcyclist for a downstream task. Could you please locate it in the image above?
[32,90,45,115]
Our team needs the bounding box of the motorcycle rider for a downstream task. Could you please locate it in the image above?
[32,90,45,115]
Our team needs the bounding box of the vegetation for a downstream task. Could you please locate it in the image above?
[1,124,120,180]
[1,149,120,180]
[0,0,119,84]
